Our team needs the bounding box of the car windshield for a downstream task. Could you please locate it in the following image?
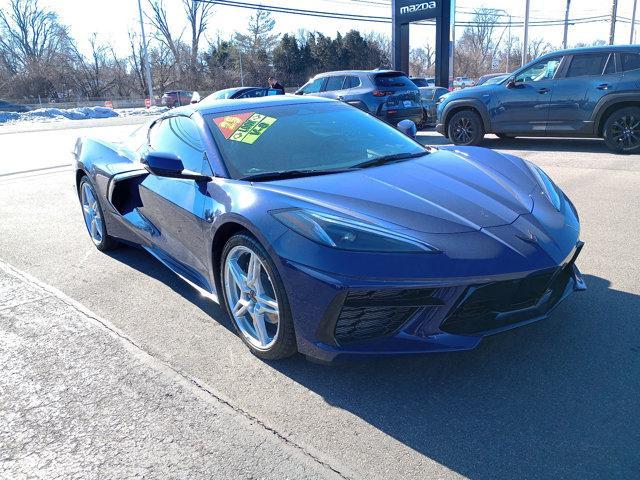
[411,78,429,87]
[205,102,425,180]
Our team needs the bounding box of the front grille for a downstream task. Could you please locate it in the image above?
[333,289,443,344]
[440,266,572,335]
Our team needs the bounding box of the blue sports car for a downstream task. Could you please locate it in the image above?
[74,95,585,362]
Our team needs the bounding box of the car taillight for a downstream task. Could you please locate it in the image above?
[372,90,391,97]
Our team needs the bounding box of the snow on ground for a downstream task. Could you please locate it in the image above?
[0,106,168,125]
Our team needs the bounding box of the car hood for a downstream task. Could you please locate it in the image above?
[257,146,538,234]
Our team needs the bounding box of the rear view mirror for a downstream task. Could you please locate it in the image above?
[397,119,417,140]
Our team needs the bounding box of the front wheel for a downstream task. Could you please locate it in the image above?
[220,233,297,360]
[79,176,118,251]
[603,107,640,154]
[447,110,485,146]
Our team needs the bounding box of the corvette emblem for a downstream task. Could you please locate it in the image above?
[517,230,539,244]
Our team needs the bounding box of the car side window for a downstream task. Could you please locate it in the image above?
[300,78,324,94]
[515,57,562,83]
[149,117,210,174]
[323,76,346,92]
[344,76,361,89]
[621,53,640,72]
[566,53,610,78]
[239,89,266,99]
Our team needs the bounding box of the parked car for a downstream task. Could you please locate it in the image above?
[202,87,283,102]
[418,86,449,128]
[453,77,475,89]
[410,77,435,87]
[295,70,423,126]
[476,73,509,86]
[161,90,194,108]
[74,95,584,362]
[0,100,29,113]
[436,45,640,153]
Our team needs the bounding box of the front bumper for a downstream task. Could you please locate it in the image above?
[279,242,585,363]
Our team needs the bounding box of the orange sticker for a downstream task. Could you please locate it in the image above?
[213,112,254,139]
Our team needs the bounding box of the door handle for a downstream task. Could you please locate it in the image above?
[538,87,550,94]
[596,83,611,90]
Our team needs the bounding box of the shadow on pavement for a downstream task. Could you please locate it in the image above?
[105,246,233,333]
[99,245,639,478]
[274,275,640,479]
[419,131,610,154]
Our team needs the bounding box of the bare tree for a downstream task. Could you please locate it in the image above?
[70,34,115,98]
[455,8,505,77]
[410,44,435,76]
[0,0,71,73]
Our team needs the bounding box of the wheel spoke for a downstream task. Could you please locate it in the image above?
[233,297,250,317]
[251,310,269,346]
[247,253,261,289]
[227,258,248,290]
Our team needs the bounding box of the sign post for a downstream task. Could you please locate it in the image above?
[392,0,454,88]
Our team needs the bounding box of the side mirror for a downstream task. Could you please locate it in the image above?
[142,151,211,182]
[506,77,517,88]
[294,90,304,95]
[397,119,417,140]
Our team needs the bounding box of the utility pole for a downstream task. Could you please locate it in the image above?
[522,0,530,66]
[506,14,512,73]
[631,0,638,44]
[609,0,618,45]
[137,0,154,105]
[562,0,571,49]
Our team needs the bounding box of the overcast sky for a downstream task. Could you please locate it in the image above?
[1,0,638,55]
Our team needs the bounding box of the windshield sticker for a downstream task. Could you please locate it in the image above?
[213,112,254,139]
[213,112,277,144]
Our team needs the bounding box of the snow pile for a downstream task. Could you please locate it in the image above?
[0,105,168,125]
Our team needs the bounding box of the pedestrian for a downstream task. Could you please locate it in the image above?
[268,76,285,95]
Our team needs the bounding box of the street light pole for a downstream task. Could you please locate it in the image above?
[522,0,530,66]
[137,0,154,105]
[562,0,571,49]
[609,0,618,45]
[631,0,638,44]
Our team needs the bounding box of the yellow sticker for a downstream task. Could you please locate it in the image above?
[221,113,277,144]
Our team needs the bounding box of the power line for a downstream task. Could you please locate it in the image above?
[196,0,637,28]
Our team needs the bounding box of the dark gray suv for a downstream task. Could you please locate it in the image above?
[436,45,640,153]
[296,70,423,125]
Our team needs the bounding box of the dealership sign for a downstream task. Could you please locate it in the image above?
[394,0,442,23]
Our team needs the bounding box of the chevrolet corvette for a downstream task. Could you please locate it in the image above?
[74,95,585,362]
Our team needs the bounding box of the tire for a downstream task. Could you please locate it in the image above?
[447,109,485,146]
[220,232,297,360]
[602,106,640,154]
[78,176,119,251]
[495,133,515,139]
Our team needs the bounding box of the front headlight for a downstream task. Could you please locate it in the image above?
[526,161,562,211]
[271,209,439,253]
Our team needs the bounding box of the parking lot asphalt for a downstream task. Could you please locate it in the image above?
[0,120,639,479]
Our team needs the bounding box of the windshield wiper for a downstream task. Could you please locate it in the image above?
[351,150,429,169]
[239,168,359,182]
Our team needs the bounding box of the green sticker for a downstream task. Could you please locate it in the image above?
[228,113,277,144]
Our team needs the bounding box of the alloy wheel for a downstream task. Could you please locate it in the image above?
[610,114,640,150]
[81,182,104,245]
[453,117,474,143]
[223,245,280,350]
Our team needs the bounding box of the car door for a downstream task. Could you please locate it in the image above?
[492,56,564,134]
[138,115,214,289]
[546,52,619,134]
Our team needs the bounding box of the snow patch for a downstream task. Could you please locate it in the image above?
[0,105,168,125]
